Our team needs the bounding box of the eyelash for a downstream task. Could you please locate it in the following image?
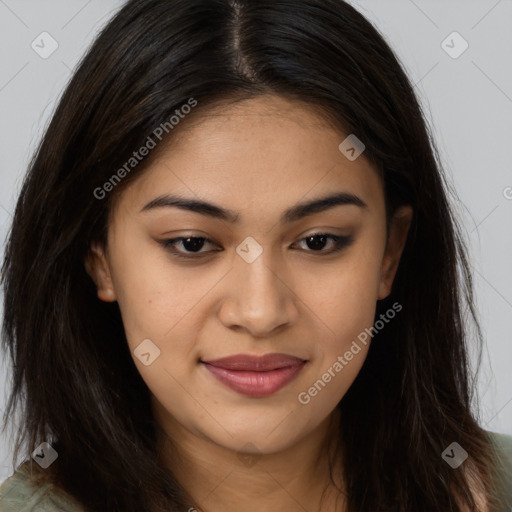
[160,233,354,260]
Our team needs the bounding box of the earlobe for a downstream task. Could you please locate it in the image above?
[377,205,413,300]
[84,241,117,302]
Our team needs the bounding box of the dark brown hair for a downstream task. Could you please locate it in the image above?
[1,0,506,510]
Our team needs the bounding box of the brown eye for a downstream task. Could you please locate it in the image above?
[161,237,219,259]
[294,233,354,254]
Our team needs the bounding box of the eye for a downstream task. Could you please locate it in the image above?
[160,233,354,260]
[161,236,218,259]
[292,233,354,254]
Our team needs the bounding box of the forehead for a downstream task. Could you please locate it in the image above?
[115,95,384,222]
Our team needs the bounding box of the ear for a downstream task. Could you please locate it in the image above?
[84,241,117,302]
[377,205,413,300]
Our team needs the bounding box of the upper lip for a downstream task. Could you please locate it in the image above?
[202,353,306,371]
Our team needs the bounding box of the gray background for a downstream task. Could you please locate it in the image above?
[0,0,511,479]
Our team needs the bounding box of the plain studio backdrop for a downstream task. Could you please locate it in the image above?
[0,0,511,480]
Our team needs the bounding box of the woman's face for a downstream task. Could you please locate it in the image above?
[86,95,411,457]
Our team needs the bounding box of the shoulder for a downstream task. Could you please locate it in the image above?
[486,430,512,501]
[464,430,512,512]
[448,431,512,512]
[0,460,85,512]
[487,430,512,459]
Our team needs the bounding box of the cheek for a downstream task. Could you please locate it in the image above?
[296,273,376,416]
[306,248,383,339]
[109,245,206,411]
[109,237,206,340]
[298,243,382,399]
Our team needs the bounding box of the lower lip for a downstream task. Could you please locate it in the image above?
[202,362,306,398]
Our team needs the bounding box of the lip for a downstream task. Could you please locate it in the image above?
[201,353,306,398]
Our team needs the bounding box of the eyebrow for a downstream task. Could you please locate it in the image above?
[140,192,367,224]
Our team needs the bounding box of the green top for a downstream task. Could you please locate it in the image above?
[0,431,511,511]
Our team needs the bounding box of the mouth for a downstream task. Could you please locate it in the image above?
[201,353,307,398]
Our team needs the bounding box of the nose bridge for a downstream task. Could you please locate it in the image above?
[219,239,297,335]
[241,249,282,302]
[235,234,281,293]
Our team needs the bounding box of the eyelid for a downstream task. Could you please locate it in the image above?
[160,232,354,260]
[294,233,353,250]
[159,236,217,262]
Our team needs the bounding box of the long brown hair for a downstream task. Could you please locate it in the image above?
[1,0,505,510]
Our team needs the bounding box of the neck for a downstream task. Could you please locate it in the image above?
[153,401,345,512]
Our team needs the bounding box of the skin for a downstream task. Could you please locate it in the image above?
[86,95,413,511]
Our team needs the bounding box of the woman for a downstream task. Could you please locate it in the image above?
[0,0,511,511]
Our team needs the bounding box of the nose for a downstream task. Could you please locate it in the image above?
[217,250,300,338]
